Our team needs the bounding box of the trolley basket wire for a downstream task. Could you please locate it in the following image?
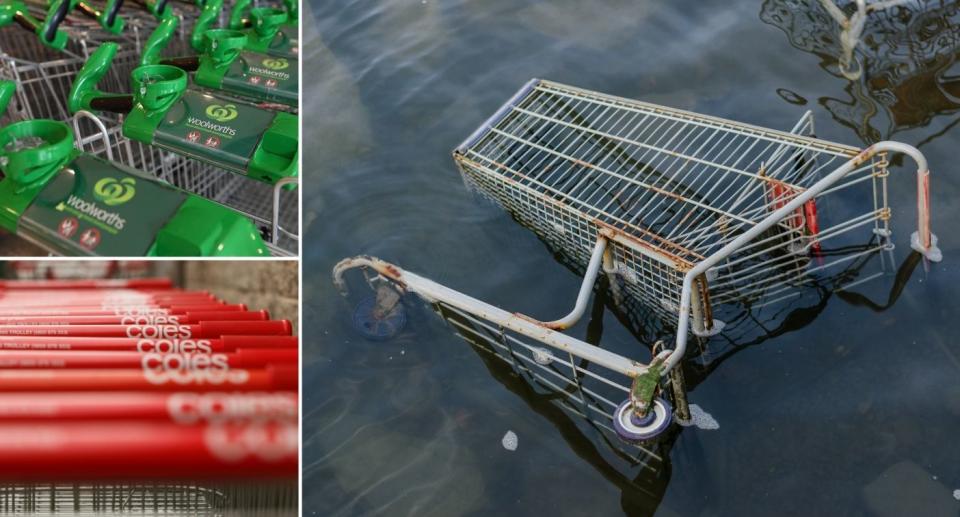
[0,481,297,515]
[335,78,942,442]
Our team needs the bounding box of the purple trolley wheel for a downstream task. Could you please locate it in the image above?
[612,397,672,442]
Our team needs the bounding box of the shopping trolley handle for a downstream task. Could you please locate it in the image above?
[189,0,223,52]
[227,0,252,29]
[0,81,14,116]
[69,43,135,115]
[226,0,294,31]
[337,230,610,332]
[281,0,296,23]
[102,0,124,32]
[335,254,683,439]
[666,141,943,374]
[333,255,654,378]
[0,83,77,188]
[251,7,287,38]
[0,0,67,50]
[153,0,170,17]
[142,12,234,72]
[132,0,168,18]
[72,0,125,35]
[141,14,178,65]
[40,0,71,47]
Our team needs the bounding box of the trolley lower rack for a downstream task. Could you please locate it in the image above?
[334,78,942,442]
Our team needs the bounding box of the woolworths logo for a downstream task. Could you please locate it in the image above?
[261,57,289,70]
[93,177,136,206]
[205,104,239,123]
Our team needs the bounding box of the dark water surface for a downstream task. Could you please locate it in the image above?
[303,1,960,515]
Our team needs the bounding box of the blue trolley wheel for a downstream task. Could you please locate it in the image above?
[353,295,407,340]
[613,397,672,442]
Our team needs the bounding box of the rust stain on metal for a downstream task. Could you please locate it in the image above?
[594,219,700,265]
[851,146,875,167]
[513,312,565,330]
[383,264,402,279]
[696,273,714,330]
[647,184,687,203]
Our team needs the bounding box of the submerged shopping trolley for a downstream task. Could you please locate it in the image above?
[335,78,942,442]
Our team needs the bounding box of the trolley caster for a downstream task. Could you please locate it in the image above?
[352,287,407,341]
[612,397,672,442]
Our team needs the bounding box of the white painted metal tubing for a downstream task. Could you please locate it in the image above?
[539,236,608,330]
[332,255,649,378]
[72,110,114,161]
[663,141,941,373]
[336,236,608,331]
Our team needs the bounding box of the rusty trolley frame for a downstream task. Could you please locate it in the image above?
[335,78,941,442]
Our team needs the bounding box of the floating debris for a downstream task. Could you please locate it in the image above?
[501,430,518,451]
[532,348,552,365]
[678,404,719,430]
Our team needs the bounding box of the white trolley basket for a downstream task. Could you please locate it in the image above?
[334,79,941,442]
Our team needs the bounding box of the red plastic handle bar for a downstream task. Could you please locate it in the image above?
[0,365,298,391]
[0,304,248,316]
[0,420,297,480]
[0,320,293,337]
[0,278,174,289]
[0,391,297,422]
[0,295,221,308]
[0,348,297,368]
[0,335,298,352]
[0,291,215,300]
[0,310,271,325]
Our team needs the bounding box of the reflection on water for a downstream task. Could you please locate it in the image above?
[304,0,960,515]
[762,0,960,145]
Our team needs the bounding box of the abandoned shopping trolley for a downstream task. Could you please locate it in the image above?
[334,78,942,442]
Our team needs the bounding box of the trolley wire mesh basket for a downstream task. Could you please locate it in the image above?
[335,78,942,443]
[0,481,297,515]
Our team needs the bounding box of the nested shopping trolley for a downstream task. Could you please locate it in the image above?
[71,113,299,255]
[335,79,942,442]
[0,7,299,255]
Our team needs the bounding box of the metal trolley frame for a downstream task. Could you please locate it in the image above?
[335,78,941,442]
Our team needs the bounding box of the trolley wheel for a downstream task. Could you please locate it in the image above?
[613,397,672,442]
[352,295,406,340]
